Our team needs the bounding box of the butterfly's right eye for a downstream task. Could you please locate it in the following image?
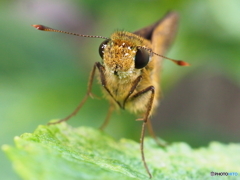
[99,39,110,58]
[134,48,150,69]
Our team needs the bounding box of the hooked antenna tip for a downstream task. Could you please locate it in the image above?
[32,24,46,31]
[176,60,190,66]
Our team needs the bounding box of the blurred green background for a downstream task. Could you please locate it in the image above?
[1,0,240,179]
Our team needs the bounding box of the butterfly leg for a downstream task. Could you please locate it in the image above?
[147,119,168,146]
[99,103,115,130]
[130,85,155,179]
[48,62,100,125]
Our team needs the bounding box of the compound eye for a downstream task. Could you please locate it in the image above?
[134,48,150,69]
[99,39,110,58]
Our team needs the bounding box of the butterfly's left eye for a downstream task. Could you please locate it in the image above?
[99,39,110,59]
[134,48,150,69]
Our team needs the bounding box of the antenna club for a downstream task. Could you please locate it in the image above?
[177,61,190,66]
[32,24,46,31]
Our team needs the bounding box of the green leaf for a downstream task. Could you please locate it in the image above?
[2,122,240,180]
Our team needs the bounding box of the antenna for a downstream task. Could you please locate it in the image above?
[32,24,109,40]
[138,46,190,66]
